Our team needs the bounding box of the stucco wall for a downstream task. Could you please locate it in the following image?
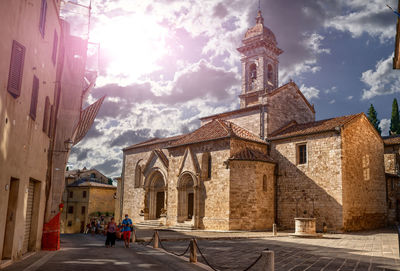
[341,116,386,230]
[271,132,343,231]
[0,0,61,260]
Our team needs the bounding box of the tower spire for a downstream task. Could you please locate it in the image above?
[256,3,264,25]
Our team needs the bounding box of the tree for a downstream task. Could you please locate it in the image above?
[390,98,400,135]
[367,104,381,135]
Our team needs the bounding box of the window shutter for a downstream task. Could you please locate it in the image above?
[7,40,25,98]
[42,96,50,133]
[39,0,47,37]
[52,30,58,65]
[29,76,39,120]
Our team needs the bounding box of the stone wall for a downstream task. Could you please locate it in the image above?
[167,139,231,230]
[229,160,275,230]
[271,132,343,231]
[201,108,264,138]
[122,148,156,224]
[384,153,399,175]
[267,84,315,136]
[341,115,386,231]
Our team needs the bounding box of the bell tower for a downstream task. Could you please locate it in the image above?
[237,10,283,108]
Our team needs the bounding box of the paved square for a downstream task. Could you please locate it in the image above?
[155,229,400,271]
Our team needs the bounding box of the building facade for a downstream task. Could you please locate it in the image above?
[121,10,387,232]
[61,168,116,234]
[0,0,101,264]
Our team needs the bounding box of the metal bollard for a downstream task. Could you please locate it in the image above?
[261,250,274,271]
[153,231,159,248]
[189,239,197,263]
[272,223,277,236]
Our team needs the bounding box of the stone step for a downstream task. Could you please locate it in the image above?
[135,220,164,228]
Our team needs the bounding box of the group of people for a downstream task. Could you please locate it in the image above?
[104,214,133,248]
[84,214,134,248]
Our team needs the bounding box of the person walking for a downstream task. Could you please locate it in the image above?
[105,217,117,248]
[122,214,133,248]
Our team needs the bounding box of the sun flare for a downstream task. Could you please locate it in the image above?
[91,14,168,86]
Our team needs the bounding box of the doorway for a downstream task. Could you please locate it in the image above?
[2,178,19,260]
[187,193,194,220]
[156,192,165,218]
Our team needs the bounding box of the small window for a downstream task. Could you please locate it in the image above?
[297,144,307,164]
[90,173,96,178]
[207,155,212,179]
[67,221,72,227]
[52,30,58,65]
[262,175,267,191]
[83,191,87,198]
[81,206,86,214]
[39,0,47,37]
[29,76,39,120]
[69,191,73,198]
[42,97,50,134]
[7,40,25,98]
[68,206,73,214]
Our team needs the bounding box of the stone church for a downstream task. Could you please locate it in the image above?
[121,10,387,232]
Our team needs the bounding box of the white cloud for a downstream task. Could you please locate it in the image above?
[361,53,400,100]
[300,84,320,100]
[379,118,390,136]
[347,96,353,100]
[329,99,336,104]
[325,0,397,42]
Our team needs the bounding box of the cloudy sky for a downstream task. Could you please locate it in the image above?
[66,0,400,177]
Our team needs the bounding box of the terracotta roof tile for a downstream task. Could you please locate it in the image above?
[123,134,185,151]
[269,113,362,140]
[68,180,116,188]
[229,148,275,163]
[169,119,265,148]
[383,135,400,146]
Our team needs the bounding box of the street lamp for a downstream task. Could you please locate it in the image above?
[53,139,74,153]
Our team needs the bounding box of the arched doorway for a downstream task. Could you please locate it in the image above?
[144,171,166,220]
[177,173,197,224]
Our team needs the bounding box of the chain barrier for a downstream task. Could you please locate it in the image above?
[137,232,155,247]
[193,239,221,271]
[143,231,269,271]
[158,235,191,257]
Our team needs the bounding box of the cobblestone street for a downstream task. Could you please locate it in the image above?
[3,229,400,271]
[154,228,400,271]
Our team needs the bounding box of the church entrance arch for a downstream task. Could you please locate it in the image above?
[144,170,166,220]
[177,172,198,224]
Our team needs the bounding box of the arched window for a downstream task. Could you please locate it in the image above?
[249,63,257,79]
[262,175,267,192]
[267,64,273,82]
[207,154,212,179]
[135,164,142,188]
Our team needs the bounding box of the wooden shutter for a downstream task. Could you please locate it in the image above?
[7,40,25,98]
[52,30,58,65]
[42,96,50,133]
[29,76,39,120]
[39,0,47,37]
